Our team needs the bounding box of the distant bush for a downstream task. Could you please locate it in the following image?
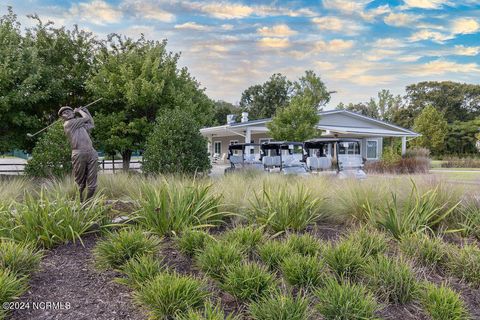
[24,121,72,178]
[142,108,211,175]
[441,156,480,168]
[365,147,430,174]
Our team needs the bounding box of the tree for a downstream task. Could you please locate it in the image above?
[292,70,331,110]
[445,118,480,155]
[142,108,210,175]
[210,100,241,125]
[0,8,98,153]
[239,73,291,119]
[267,95,320,142]
[87,35,214,169]
[412,105,448,154]
[24,121,72,178]
[404,81,480,126]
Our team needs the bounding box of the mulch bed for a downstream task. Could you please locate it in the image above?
[10,234,146,320]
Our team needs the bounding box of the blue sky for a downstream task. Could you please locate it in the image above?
[3,0,480,108]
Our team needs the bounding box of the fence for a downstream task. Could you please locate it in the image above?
[0,160,143,175]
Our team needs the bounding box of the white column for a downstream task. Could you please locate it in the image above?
[401,136,407,155]
[245,128,252,154]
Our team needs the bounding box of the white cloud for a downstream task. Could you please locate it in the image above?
[397,55,422,62]
[315,61,336,70]
[373,38,406,48]
[453,45,480,56]
[365,49,399,61]
[314,39,355,53]
[174,22,211,31]
[384,12,419,27]
[409,59,480,76]
[451,18,480,35]
[409,29,452,42]
[190,2,253,19]
[312,16,363,35]
[221,24,234,30]
[258,37,290,48]
[69,0,122,25]
[402,0,450,9]
[120,0,175,22]
[257,24,297,37]
[322,0,372,14]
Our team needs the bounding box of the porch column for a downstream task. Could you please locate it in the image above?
[245,128,252,154]
[401,136,407,155]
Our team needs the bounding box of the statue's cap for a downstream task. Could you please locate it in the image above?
[58,106,73,116]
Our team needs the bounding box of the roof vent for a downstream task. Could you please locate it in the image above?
[241,112,249,123]
[226,114,236,124]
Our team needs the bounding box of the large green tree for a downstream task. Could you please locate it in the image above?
[292,70,331,110]
[267,95,320,141]
[445,118,480,155]
[87,35,214,169]
[412,105,448,154]
[0,8,97,152]
[210,100,242,125]
[239,73,291,119]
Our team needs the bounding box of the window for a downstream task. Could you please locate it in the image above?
[213,141,221,155]
[230,140,239,155]
[366,140,378,159]
[338,142,361,155]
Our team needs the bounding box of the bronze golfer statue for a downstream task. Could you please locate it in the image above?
[58,105,98,202]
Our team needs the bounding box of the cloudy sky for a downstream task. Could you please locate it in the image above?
[3,0,480,108]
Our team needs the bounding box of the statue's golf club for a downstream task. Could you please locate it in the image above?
[26,98,103,138]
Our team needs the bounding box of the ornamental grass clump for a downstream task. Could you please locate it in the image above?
[93,228,161,270]
[343,226,388,258]
[0,269,27,319]
[322,240,366,280]
[177,229,212,257]
[280,253,328,289]
[249,185,323,232]
[286,233,321,257]
[177,301,241,320]
[221,262,276,301]
[222,226,265,253]
[400,234,450,269]
[137,181,226,236]
[420,282,469,320]
[458,199,480,240]
[449,244,480,288]
[117,254,165,289]
[364,183,459,240]
[196,241,244,281]
[258,240,293,271]
[362,255,418,304]
[315,279,379,320]
[249,291,311,320]
[0,189,107,248]
[134,271,210,319]
[0,241,43,277]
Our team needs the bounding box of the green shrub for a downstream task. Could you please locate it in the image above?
[177,301,241,320]
[249,185,323,232]
[249,291,310,320]
[280,254,327,289]
[196,241,244,281]
[134,272,210,319]
[364,183,459,240]
[93,228,161,270]
[286,233,321,257]
[323,240,366,280]
[0,241,43,277]
[258,240,293,271]
[0,269,27,319]
[24,121,72,178]
[315,279,379,320]
[449,244,480,287]
[222,226,264,252]
[343,227,388,258]
[177,230,212,257]
[0,190,107,248]
[221,262,276,301]
[362,255,418,304]
[421,282,469,320]
[142,108,211,175]
[400,234,450,268]
[458,201,480,240]
[117,254,165,289]
[137,182,225,236]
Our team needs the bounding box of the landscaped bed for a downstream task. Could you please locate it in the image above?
[1,173,479,319]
